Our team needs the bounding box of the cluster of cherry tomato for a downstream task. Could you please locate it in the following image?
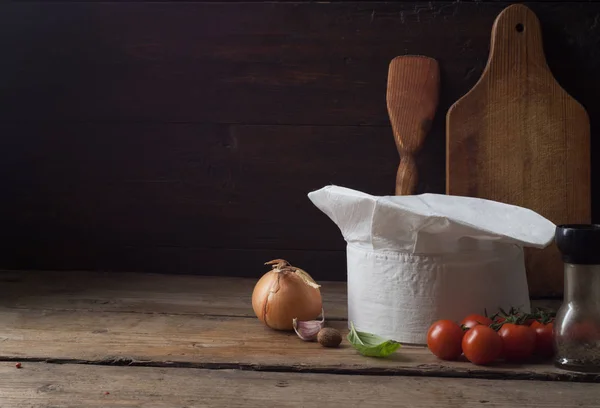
[426,308,555,365]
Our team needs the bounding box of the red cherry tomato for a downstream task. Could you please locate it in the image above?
[531,321,555,358]
[462,325,503,365]
[523,318,536,326]
[427,320,464,361]
[461,314,493,330]
[498,323,536,362]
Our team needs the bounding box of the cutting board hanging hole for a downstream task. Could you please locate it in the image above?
[516,23,524,33]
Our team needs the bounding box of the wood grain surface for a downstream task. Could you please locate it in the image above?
[0,1,507,126]
[2,307,592,381]
[2,362,599,408]
[0,270,559,318]
[0,270,347,317]
[1,2,597,126]
[0,122,395,250]
[0,2,600,293]
[446,4,591,297]
[387,56,440,195]
[0,271,582,383]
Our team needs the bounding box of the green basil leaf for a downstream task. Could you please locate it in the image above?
[346,322,401,357]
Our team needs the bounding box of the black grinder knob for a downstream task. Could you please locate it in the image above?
[555,224,600,265]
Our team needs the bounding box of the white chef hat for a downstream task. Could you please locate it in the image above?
[308,185,555,344]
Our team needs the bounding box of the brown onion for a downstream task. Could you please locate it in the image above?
[252,259,322,330]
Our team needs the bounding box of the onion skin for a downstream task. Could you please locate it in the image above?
[252,265,322,331]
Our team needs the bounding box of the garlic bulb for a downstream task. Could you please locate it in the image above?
[252,259,322,330]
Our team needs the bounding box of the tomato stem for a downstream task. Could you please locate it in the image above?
[489,305,556,330]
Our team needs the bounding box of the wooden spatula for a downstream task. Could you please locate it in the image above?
[387,56,440,195]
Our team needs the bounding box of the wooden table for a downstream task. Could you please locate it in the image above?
[0,270,598,407]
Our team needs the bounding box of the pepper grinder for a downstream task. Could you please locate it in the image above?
[554,224,600,373]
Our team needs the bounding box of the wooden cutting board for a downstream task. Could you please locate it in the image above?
[446,4,591,297]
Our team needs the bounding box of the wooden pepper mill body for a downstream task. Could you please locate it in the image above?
[387,56,440,195]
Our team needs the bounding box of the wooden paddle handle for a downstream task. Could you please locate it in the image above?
[386,56,440,195]
[487,4,548,73]
[395,155,418,195]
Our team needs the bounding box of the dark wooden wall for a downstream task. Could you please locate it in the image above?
[1,1,599,294]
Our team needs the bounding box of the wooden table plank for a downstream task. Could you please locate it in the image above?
[0,270,574,384]
[0,270,351,317]
[0,270,348,318]
[0,270,557,319]
[0,307,594,382]
[1,362,598,408]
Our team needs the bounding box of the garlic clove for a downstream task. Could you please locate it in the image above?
[293,309,325,341]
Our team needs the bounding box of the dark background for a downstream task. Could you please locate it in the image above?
[0,1,598,293]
